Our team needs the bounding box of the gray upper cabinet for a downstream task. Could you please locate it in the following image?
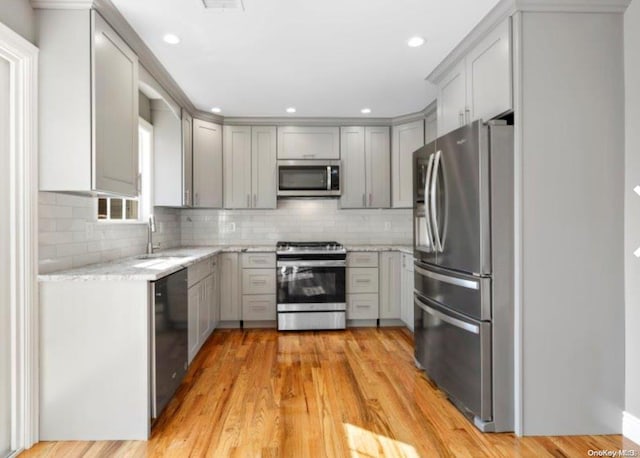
[182,112,193,207]
[223,125,252,209]
[37,8,139,196]
[436,17,512,136]
[193,119,223,208]
[223,125,277,209]
[277,126,340,159]
[392,120,424,208]
[251,126,277,209]
[340,127,367,208]
[340,126,391,209]
[425,112,438,144]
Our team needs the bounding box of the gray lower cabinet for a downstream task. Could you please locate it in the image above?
[379,252,401,320]
[400,253,415,330]
[219,253,241,322]
[37,8,139,196]
[346,252,380,322]
[193,119,223,208]
[188,256,218,363]
[223,126,277,209]
[340,126,391,209]
[240,253,276,323]
[347,294,379,320]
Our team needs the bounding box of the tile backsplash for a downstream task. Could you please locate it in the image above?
[39,192,181,274]
[181,199,412,246]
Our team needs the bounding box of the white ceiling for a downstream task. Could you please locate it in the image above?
[111,0,501,118]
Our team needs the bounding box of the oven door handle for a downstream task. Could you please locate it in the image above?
[277,260,346,268]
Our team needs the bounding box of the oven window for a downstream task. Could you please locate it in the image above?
[279,167,328,191]
[278,266,345,304]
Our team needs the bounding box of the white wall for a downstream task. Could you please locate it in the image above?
[625,0,640,423]
[181,199,412,246]
[39,193,181,273]
[0,0,35,44]
[517,11,625,435]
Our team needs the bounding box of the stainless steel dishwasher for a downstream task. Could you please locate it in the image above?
[150,268,188,423]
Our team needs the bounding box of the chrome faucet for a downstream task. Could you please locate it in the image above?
[147,215,160,254]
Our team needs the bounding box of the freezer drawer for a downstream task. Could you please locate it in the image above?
[414,294,492,422]
[414,261,491,320]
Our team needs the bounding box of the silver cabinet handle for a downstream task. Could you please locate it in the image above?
[424,153,435,250]
[195,192,199,206]
[303,154,315,158]
[459,111,464,126]
[414,296,479,334]
[253,194,257,207]
[415,265,479,290]
[430,150,443,252]
[246,194,250,208]
[465,107,471,124]
[185,189,190,206]
[369,193,372,207]
[362,194,366,207]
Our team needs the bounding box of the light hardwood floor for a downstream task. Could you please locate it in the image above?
[22,328,638,457]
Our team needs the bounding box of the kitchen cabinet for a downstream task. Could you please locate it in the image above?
[347,268,379,294]
[436,18,511,136]
[193,119,223,208]
[379,252,401,320]
[392,120,424,208]
[240,252,276,324]
[400,253,415,331]
[277,126,340,160]
[153,105,193,207]
[219,253,241,322]
[346,252,380,323]
[340,126,391,209]
[223,126,277,209]
[347,294,379,320]
[188,255,217,363]
[37,9,139,196]
[425,112,438,144]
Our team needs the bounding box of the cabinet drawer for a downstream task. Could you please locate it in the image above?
[242,295,276,321]
[347,268,379,294]
[241,252,276,268]
[188,257,214,287]
[347,252,379,268]
[242,269,276,295]
[347,294,379,320]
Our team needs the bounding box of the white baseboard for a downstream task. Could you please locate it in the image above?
[623,411,640,446]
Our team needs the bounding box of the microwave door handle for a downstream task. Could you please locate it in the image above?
[430,150,443,252]
[424,153,435,250]
[327,166,331,191]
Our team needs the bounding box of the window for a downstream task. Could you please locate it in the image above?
[98,118,153,222]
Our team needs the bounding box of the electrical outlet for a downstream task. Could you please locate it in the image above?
[384,221,391,231]
[225,222,236,233]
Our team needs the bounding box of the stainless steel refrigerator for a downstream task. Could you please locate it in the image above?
[413,120,514,432]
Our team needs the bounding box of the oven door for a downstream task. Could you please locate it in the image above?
[277,160,340,197]
[277,261,346,308]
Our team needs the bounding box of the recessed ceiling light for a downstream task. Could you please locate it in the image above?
[163,34,181,45]
[286,107,296,114]
[211,107,222,113]
[361,108,372,114]
[407,36,425,48]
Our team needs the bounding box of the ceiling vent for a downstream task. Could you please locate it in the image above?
[202,0,245,11]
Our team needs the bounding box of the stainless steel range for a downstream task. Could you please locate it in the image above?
[276,241,346,331]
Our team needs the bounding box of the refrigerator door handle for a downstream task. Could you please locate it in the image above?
[415,265,480,290]
[414,296,480,334]
[424,153,436,250]
[430,150,443,252]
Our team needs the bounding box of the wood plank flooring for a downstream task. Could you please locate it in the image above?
[22,328,638,457]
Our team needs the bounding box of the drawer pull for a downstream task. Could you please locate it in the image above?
[252,280,267,285]
[355,279,371,283]
[356,305,370,309]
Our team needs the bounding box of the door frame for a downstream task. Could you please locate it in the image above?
[0,22,39,454]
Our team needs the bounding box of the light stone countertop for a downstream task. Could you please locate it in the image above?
[38,245,276,282]
[38,244,413,282]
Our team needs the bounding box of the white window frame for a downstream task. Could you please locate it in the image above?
[0,21,39,455]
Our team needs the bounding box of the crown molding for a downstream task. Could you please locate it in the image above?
[222,116,394,127]
[30,0,94,8]
[427,0,630,85]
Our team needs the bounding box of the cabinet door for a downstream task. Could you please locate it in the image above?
[251,126,277,209]
[242,295,276,321]
[466,18,512,123]
[188,285,200,364]
[93,12,139,197]
[242,269,276,295]
[379,252,401,319]
[223,125,252,208]
[365,126,391,208]
[340,127,366,208]
[152,103,183,207]
[437,61,467,137]
[182,111,193,207]
[347,294,379,320]
[193,119,222,208]
[401,254,415,330]
[392,121,424,208]
[277,126,340,159]
[347,268,379,294]
[425,112,438,144]
[220,253,240,321]
[200,275,213,343]
[210,261,220,328]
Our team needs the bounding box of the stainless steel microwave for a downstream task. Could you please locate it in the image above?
[277,160,341,197]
